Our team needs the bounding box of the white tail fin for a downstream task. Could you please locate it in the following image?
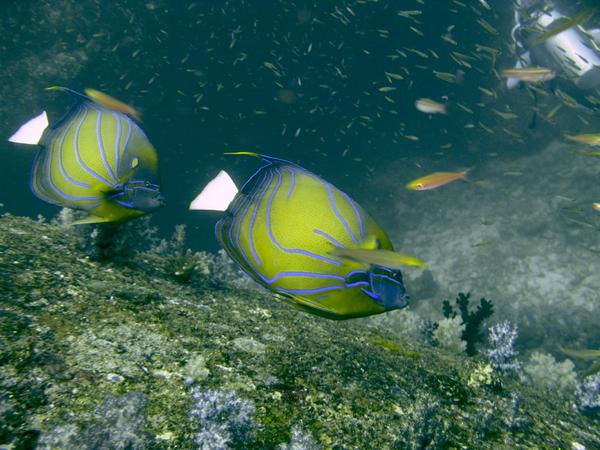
[189,170,238,211]
[8,111,49,145]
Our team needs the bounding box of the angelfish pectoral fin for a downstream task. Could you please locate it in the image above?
[8,111,49,145]
[71,215,114,225]
[329,247,427,270]
[189,170,239,212]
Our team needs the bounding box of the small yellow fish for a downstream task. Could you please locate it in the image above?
[500,67,556,83]
[593,202,600,212]
[406,170,470,190]
[559,346,600,359]
[577,150,600,156]
[530,9,596,46]
[565,133,600,146]
[83,88,142,121]
[329,247,426,270]
[415,98,447,114]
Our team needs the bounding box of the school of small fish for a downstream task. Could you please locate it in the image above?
[6,1,600,319]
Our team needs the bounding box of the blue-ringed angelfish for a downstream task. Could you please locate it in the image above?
[189,152,425,319]
[8,86,162,224]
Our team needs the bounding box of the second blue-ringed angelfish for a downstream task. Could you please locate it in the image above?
[8,86,163,224]
[190,152,425,319]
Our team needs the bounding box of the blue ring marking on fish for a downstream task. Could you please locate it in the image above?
[56,118,90,189]
[326,182,359,246]
[346,281,369,288]
[238,163,269,194]
[226,170,265,271]
[225,169,266,270]
[264,271,346,284]
[243,170,270,267]
[361,288,380,300]
[347,269,369,279]
[113,112,122,177]
[43,120,104,203]
[266,168,342,266]
[342,191,365,241]
[126,179,160,188]
[241,172,269,268]
[371,273,399,283]
[345,269,370,288]
[95,105,117,184]
[220,190,255,277]
[287,168,295,197]
[134,186,159,193]
[214,220,223,248]
[275,285,347,295]
[120,115,134,176]
[312,228,345,248]
[73,107,115,188]
[115,199,135,208]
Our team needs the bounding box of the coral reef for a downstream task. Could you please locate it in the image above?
[485,321,521,374]
[189,388,256,449]
[1,215,599,448]
[574,374,600,418]
[442,292,494,356]
[523,352,578,397]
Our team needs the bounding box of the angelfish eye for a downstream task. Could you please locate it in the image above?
[416,183,423,190]
[129,157,139,169]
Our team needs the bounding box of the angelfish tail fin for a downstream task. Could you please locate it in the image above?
[8,111,49,145]
[189,170,239,211]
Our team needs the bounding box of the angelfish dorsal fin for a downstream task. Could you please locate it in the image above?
[83,88,142,121]
[189,170,239,212]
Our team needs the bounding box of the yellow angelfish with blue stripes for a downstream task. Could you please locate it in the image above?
[190,152,425,319]
[8,86,163,224]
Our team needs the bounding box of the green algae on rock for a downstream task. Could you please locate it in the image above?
[1,214,599,449]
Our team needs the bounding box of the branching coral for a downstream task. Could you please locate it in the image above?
[442,292,494,356]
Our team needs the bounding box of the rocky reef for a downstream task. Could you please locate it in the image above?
[1,214,598,449]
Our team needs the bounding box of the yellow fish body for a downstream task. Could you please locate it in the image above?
[191,153,417,319]
[9,87,162,224]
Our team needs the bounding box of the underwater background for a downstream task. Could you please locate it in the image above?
[1,0,600,448]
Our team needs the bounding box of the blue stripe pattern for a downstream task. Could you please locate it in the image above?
[214,154,408,318]
[31,99,141,209]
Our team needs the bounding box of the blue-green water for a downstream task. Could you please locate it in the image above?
[1,1,599,448]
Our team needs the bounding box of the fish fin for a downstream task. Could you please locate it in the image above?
[71,215,113,225]
[458,167,473,182]
[45,85,89,100]
[362,235,379,250]
[224,151,299,168]
[330,247,427,270]
[8,111,49,145]
[224,151,263,158]
[189,170,238,211]
[84,88,141,121]
[45,85,67,92]
[281,293,347,320]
